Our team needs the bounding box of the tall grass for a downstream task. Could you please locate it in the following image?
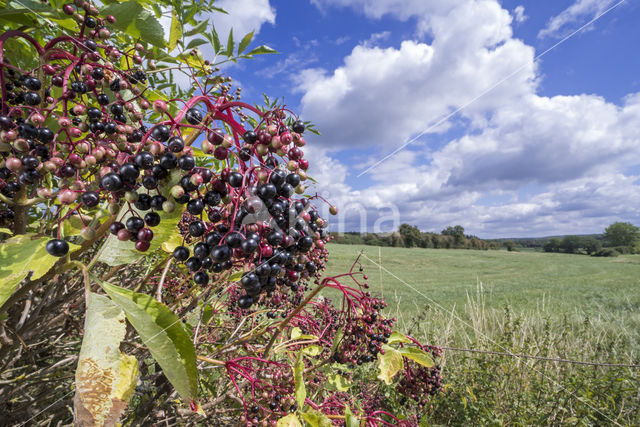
[398,284,640,425]
[324,245,640,425]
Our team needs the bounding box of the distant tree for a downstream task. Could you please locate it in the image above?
[560,235,583,254]
[503,240,518,252]
[390,232,405,247]
[442,225,466,247]
[604,222,640,247]
[398,224,422,247]
[582,237,602,254]
[543,238,561,253]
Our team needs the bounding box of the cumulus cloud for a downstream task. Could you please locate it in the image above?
[513,5,527,23]
[298,0,639,236]
[538,0,618,39]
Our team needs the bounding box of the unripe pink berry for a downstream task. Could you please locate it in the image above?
[58,189,77,204]
[5,157,21,171]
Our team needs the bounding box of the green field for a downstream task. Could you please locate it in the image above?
[324,244,640,325]
[323,244,640,425]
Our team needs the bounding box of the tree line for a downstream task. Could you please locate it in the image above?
[330,222,640,256]
[331,224,501,250]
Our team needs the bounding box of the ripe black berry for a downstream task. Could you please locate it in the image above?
[211,244,232,262]
[185,257,202,271]
[46,239,69,257]
[187,198,204,215]
[119,163,140,181]
[101,173,123,191]
[237,295,253,309]
[173,246,190,261]
[135,152,154,170]
[188,220,206,237]
[292,120,305,133]
[194,271,209,285]
[167,136,184,152]
[185,108,203,125]
[151,124,170,142]
[228,172,243,188]
[144,211,161,227]
[177,155,195,171]
[81,191,100,207]
[126,216,145,232]
[159,152,177,169]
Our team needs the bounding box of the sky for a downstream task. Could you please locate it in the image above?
[198,0,640,238]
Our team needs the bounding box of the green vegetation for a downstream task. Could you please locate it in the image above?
[324,244,640,425]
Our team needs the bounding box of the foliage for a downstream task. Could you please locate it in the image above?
[0,2,441,425]
[603,221,640,247]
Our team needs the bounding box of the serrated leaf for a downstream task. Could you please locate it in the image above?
[301,409,332,427]
[186,38,207,50]
[277,414,302,427]
[228,270,244,282]
[168,10,183,51]
[238,31,254,55]
[0,234,79,309]
[377,345,403,385]
[294,351,306,410]
[246,45,277,56]
[184,20,208,37]
[135,11,165,47]
[210,25,221,53]
[399,347,434,368]
[345,406,359,427]
[74,293,138,426]
[387,331,411,345]
[97,280,198,404]
[101,1,143,33]
[225,28,234,57]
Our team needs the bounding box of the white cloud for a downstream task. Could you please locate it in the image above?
[297,0,640,236]
[212,0,276,39]
[538,0,617,39]
[513,5,527,23]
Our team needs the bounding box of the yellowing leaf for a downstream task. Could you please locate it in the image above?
[294,351,306,410]
[302,345,323,357]
[399,347,435,368]
[0,234,79,309]
[168,9,183,51]
[377,345,403,385]
[345,406,360,427]
[97,280,198,404]
[277,414,302,427]
[301,409,332,427]
[326,373,350,392]
[74,293,138,426]
[387,331,411,345]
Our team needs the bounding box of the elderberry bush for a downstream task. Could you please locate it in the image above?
[0,2,442,426]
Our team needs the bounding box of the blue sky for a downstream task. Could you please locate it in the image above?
[204,0,640,238]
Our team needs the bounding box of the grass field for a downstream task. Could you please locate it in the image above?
[323,244,640,424]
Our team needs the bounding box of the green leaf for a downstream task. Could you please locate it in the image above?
[228,270,244,282]
[101,1,143,33]
[0,234,79,309]
[302,345,323,357]
[97,280,198,403]
[184,20,209,37]
[238,31,254,55]
[225,28,234,57]
[74,293,138,426]
[326,373,350,392]
[246,45,277,56]
[168,9,183,51]
[345,406,359,427]
[399,347,434,368]
[135,11,165,47]
[377,345,404,385]
[294,351,306,410]
[185,38,207,50]
[277,414,302,427]
[210,25,221,53]
[301,409,332,427]
[387,331,411,345]
[0,228,11,234]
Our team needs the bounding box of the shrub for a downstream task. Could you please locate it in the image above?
[593,248,620,257]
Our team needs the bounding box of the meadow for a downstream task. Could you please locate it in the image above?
[324,244,640,425]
